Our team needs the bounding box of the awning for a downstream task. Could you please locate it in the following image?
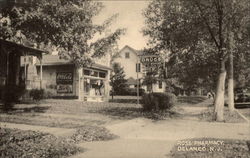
[0,39,48,57]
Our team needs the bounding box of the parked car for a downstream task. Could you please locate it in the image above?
[234,88,250,108]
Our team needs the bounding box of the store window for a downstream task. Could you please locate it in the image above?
[90,71,98,77]
[84,70,90,76]
[84,78,105,96]
[99,72,106,78]
[159,81,162,89]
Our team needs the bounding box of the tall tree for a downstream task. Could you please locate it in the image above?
[0,0,125,67]
[110,63,128,96]
[143,0,249,121]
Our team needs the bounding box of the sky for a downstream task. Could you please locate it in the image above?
[94,0,150,50]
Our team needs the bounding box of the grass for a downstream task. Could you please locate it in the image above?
[0,95,210,129]
[170,138,250,158]
[237,109,250,120]
[198,107,246,123]
[0,128,81,158]
[177,96,208,106]
[70,126,118,143]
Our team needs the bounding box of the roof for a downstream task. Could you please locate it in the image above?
[118,45,144,57]
[127,77,137,85]
[0,39,48,57]
[36,55,112,70]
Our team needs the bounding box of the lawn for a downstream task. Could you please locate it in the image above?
[170,138,250,158]
[237,108,250,120]
[0,128,81,158]
[198,106,247,123]
[0,96,209,128]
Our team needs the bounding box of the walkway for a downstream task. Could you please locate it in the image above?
[71,118,249,158]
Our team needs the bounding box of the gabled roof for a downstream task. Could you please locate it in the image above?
[35,55,112,70]
[118,45,144,57]
[126,77,141,85]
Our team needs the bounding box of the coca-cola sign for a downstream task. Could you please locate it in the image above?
[56,72,73,84]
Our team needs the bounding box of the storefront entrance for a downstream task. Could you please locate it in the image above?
[83,69,107,102]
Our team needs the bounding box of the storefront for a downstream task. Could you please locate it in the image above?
[23,55,111,102]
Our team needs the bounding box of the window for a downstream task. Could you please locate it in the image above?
[84,79,105,96]
[84,70,90,76]
[90,71,98,77]
[99,72,106,78]
[159,81,162,89]
[125,52,130,58]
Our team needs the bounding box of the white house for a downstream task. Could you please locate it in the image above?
[113,45,166,93]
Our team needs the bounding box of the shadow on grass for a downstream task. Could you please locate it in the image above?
[177,96,207,104]
[109,99,142,104]
[91,106,181,120]
[90,107,142,120]
[0,106,50,114]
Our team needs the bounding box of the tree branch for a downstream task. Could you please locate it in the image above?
[194,0,220,49]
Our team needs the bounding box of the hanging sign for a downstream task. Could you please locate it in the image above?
[140,55,164,69]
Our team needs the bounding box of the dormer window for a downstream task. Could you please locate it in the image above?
[125,52,130,58]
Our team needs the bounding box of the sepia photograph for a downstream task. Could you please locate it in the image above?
[0,0,249,157]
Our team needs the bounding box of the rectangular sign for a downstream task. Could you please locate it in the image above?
[56,72,73,84]
[57,84,73,93]
[140,55,163,64]
[56,72,73,93]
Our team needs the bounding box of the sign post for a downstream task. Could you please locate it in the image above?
[140,55,164,93]
[136,63,140,106]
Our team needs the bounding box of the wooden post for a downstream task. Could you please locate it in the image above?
[24,54,27,87]
[6,51,9,86]
[40,57,43,89]
[78,68,83,101]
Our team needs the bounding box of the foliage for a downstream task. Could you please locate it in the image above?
[70,126,117,143]
[0,0,125,67]
[0,128,81,158]
[170,138,250,158]
[143,0,250,91]
[142,71,158,93]
[29,89,44,101]
[110,63,128,95]
[141,92,176,111]
[125,88,145,96]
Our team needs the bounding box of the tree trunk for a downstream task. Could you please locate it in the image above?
[214,60,226,122]
[227,31,235,112]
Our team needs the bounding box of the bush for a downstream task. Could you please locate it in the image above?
[141,92,176,111]
[30,89,44,101]
[126,88,145,96]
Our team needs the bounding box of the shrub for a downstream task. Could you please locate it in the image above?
[141,92,176,111]
[30,89,44,101]
[126,88,145,96]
